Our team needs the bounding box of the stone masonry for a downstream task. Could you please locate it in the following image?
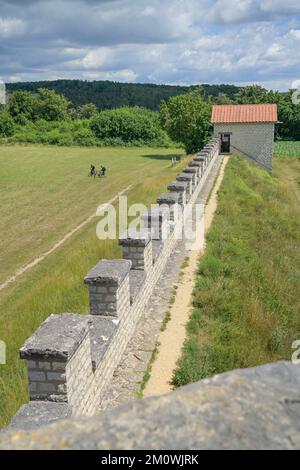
[214,122,274,170]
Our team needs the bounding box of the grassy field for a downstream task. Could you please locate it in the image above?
[274,140,300,158]
[173,151,300,387]
[0,145,183,285]
[0,144,188,427]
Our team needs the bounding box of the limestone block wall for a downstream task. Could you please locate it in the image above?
[10,137,221,429]
[214,122,274,170]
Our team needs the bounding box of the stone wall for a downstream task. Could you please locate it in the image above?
[2,362,300,449]
[8,138,221,429]
[214,122,274,170]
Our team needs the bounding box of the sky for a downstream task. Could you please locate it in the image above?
[0,0,300,90]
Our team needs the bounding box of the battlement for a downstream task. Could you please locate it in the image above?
[9,138,221,429]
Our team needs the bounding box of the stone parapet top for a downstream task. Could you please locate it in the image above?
[167,181,188,191]
[176,173,193,181]
[183,167,197,174]
[88,316,119,370]
[129,270,146,304]
[119,228,151,247]
[189,161,203,167]
[84,259,132,286]
[20,313,90,361]
[8,402,71,431]
[157,192,180,205]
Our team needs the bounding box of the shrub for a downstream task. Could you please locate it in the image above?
[45,129,73,146]
[73,127,98,146]
[0,111,15,137]
[90,107,167,145]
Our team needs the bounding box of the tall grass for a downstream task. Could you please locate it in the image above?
[173,154,300,387]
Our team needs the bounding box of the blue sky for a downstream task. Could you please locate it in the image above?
[0,0,300,90]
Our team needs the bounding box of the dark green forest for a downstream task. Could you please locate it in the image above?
[6,80,240,110]
[1,81,299,151]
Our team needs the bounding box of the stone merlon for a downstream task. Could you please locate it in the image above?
[84,259,132,286]
[119,228,151,247]
[20,313,90,361]
[157,192,179,205]
[189,160,203,167]
[183,167,197,174]
[176,173,193,182]
[167,181,188,192]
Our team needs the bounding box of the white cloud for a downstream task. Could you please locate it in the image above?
[0,0,300,90]
[0,17,26,37]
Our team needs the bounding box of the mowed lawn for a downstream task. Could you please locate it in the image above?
[0,145,183,285]
[0,144,188,427]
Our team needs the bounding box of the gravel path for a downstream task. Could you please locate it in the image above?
[144,156,229,396]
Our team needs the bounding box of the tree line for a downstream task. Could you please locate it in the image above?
[5,80,240,110]
[0,82,299,153]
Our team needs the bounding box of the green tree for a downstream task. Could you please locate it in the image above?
[35,88,70,121]
[160,90,212,154]
[90,106,165,144]
[278,91,300,140]
[9,90,37,123]
[0,110,15,137]
[214,92,233,104]
[77,103,98,119]
[235,85,269,103]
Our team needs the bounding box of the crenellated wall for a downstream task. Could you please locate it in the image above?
[9,138,221,429]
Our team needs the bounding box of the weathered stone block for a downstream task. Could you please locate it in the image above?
[46,372,66,381]
[28,371,46,382]
[119,229,153,272]
[84,259,132,287]
[84,259,131,317]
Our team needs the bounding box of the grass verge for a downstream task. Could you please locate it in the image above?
[173,154,300,387]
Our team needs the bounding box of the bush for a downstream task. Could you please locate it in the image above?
[0,111,15,137]
[73,127,98,146]
[44,129,73,146]
[90,107,168,145]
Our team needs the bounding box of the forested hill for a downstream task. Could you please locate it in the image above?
[5,80,240,110]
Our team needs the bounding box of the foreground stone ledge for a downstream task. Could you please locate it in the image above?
[1,362,299,449]
[8,402,71,431]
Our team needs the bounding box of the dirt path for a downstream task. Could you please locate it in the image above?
[143,157,229,397]
[0,184,133,293]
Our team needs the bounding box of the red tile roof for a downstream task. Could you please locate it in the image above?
[211,104,278,124]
